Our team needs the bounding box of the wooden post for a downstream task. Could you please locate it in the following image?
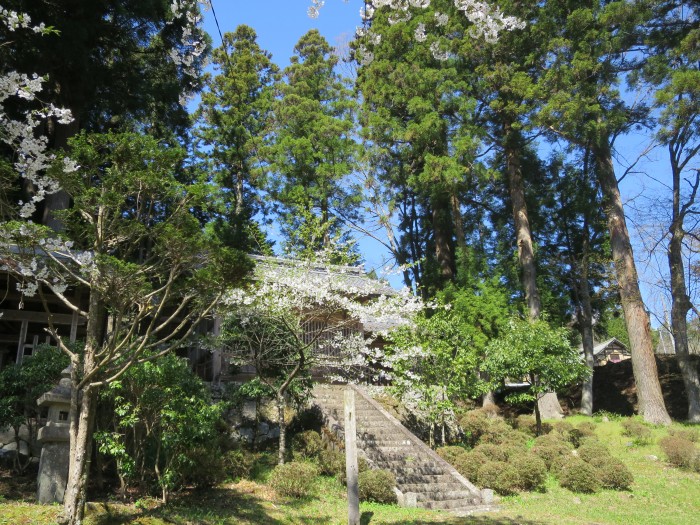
[344,387,360,525]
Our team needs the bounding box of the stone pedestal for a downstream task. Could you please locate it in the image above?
[36,366,71,504]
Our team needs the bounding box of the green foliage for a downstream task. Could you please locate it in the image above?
[97,354,222,499]
[587,456,634,490]
[318,448,345,478]
[621,419,654,446]
[268,461,319,498]
[222,449,255,482]
[0,346,68,472]
[291,430,323,460]
[558,459,601,493]
[531,435,573,471]
[358,469,398,504]
[266,29,360,262]
[576,440,611,463]
[483,318,590,405]
[659,436,699,470]
[195,25,277,253]
[436,445,468,465]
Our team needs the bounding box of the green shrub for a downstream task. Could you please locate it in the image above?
[558,459,601,493]
[621,418,654,445]
[453,450,484,481]
[668,427,700,443]
[531,435,573,470]
[472,443,509,463]
[291,430,323,459]
[576,440,611,463]
[358,469,397,504]
[181,447,228,488]
[222,449,254,481]
[318,448,345,477]
[508,452,547,492]
[550,453,573,477]
[459,409,496,447]
[552,421,574,437]
[569,422,597,447]
[588,456,633,490]
[268,461,319,498]
[659,436,698,470]
[475,460,505,491]
[480,424,529,446]
[514,415,538,436]
[436,445,468,465]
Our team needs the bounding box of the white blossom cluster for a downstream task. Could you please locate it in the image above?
[223,257,424,379]
[352,0,525,64]
[0,7,45,32]
[168,1,208,106]
[1,8,75,218]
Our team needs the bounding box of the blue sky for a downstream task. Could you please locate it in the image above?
[202,1,361,67]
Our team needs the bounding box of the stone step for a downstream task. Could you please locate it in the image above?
[399,483,469,495]
[312,385,483,514]
[420,498,481,511]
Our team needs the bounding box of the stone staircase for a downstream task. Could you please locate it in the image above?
[311,384,493,515]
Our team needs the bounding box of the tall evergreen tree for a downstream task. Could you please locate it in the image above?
[267,30,360,263]
[639,0,700,421]
[196,25,278,253]
[536,0,671,423]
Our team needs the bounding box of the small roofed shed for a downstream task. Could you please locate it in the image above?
[584,338,631,366]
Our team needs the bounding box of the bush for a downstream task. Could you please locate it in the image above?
[222,449,254,481]
[508,452,548,492]
[268,461,319,498]
[459,409,496,447]
[318,448,345,477]
[552,421,574,437]
[475,460,505,491]
[514,415,539,436]
[668,427,700,443]
[291,430,323,459]
[181,448,228,488]
[621,418,654,445]
[453,450,484,481]
[558,459,601,493]
[588,456,633,490]
[358,469,397,504]
[569,422,597,447]
[576,440,611,463]
[436,445,468,465]
[531,435,573,470]
[659,436,699,470]
[472,443,509,463]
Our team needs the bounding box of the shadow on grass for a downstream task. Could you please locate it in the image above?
[86,485,287,525]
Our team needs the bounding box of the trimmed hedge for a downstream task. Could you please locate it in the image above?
[358,469,397,504]
[269,461,319,498]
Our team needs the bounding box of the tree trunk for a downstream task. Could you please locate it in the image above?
[577,251,596,416]
[593,140,671,424]
[505,130,563,420]
[277,394,286,465]
[668,153,700,422]
[432,192,455,283]
[63,386,97,525]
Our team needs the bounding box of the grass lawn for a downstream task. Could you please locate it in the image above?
[1,417,698,525]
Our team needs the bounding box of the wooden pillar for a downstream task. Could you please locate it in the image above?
[16,319,28,363]
[344,388,360,525]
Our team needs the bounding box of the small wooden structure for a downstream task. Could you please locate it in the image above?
[587,338,631,366]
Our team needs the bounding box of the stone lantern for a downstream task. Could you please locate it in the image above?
[36,366,72,504]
